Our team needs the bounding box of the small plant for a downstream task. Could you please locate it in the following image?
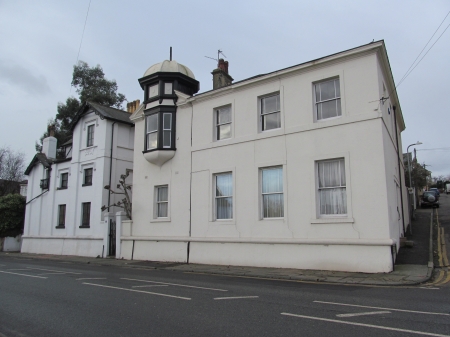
[101,170,132,220]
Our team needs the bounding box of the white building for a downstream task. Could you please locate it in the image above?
[124,40,409,273]
[22,102,135,257]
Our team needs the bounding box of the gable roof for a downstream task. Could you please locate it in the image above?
[24,153,53,176]
[70,101,133,131]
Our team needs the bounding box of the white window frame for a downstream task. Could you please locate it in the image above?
[214,105,232,141]
[260,166,284,219]
[314,77,341,121]
[86,124,95,147]
[214,172,233,220]
[316,158,347,217]
[146,113,158,150]
[259,93,281,132]
[154,185,169,219]
[162,113,172,148]
[60,172,68,189]
[310,153,354,224]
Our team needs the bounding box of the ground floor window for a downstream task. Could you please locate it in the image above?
[81,202,91,227]
[215,172,233,220]
[261,166,284,218]
[317,158,347,215]
[156,185,168,218]
[57,204,66,228]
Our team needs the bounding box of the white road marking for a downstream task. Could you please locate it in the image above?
[26,267,81,274]
[0,270,47,279]
[214,296,259,300]
[336,311,391,317]
[121,278,228,292]
[132,285,169,288]
[314,300,450,316]
[82,282,191,300]
[281,313,450,337]
[76,277,107,280]
[419,287,440,290]
[37,272,73,275]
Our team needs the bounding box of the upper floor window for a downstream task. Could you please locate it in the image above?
[60,173,68,189]
[163,113,172,148]
[261,167,284,218]
[215,105,232,140]
[83,168,93,186]
[215,173,233,220]
[87,124,95,147]
[260,94,280,131]
[144,108,176,152]
[317,158,347,215]
[146,114,158,150]
[315,78,341,121]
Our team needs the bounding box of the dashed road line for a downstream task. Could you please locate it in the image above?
[132,285,169,288]
[25,267,81,274]
[314,301,450,316]
[336,311,391,317]
[214,296,259,300]
[82,282,191,300]
[0,270,47,279]
[281,313,450,337]
[76,277,107,280]
[121,278,228,292]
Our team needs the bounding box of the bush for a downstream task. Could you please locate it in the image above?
[0,194,25,237]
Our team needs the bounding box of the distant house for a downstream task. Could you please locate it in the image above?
[22,102,136,257]
[122,40,409,273]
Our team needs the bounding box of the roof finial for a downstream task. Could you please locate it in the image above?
[170,46,172,61]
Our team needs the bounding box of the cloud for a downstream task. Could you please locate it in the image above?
[0,60,51,95]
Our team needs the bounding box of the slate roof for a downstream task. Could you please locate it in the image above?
[70,101,133,131]
[24,153,53,176]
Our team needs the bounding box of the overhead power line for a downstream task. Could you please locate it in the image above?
[76,0,92,66]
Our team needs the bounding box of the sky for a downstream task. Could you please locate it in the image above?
[0,0,449,178]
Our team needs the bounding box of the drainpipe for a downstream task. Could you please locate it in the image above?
[393,106,406,236]
[108,122,116,209]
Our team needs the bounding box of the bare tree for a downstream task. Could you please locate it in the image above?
[101,170,132,220]
[0,146,25,196]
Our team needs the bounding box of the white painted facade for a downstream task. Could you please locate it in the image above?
[125,41,409,273]
[22,105,134,257]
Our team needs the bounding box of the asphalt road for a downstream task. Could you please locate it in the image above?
[1,255,450,337]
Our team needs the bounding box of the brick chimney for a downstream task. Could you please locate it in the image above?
[212,58,233,90]
[127,99,141,113]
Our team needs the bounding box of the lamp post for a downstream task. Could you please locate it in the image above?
[407,142,422,228]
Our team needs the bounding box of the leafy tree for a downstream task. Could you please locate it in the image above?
[36,61,126,152]
[0,146,25,196]
[405,158,429,190]
[0,194,25,238]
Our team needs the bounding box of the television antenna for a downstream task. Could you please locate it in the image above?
[204,49,227,67]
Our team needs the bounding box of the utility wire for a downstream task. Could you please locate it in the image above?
[370,10,450,104]
[396,10,450,87]
[71,0,92,94]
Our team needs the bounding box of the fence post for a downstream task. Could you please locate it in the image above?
[115,211,126,259]
[103,212,114,257]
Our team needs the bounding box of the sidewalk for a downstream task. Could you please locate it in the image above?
[1,211,434,287]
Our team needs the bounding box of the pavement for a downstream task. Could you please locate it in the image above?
[1,209,436,287]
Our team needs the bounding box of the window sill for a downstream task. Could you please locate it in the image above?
[82,184,92,187]
[150,217,171,223]
[79,225,90,228]
[55,225,65,229]
[210,219,235,225]
[310,217,354,224]
[260,217,285,221]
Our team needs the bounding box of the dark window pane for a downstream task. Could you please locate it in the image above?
[163,131,171,147]
[163,113,172,129]
[147,114,158,132]
[217,124,231,140]
[262,112,281,131]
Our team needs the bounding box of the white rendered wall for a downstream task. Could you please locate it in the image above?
[22,111,134,257]
[127,44,406,272]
